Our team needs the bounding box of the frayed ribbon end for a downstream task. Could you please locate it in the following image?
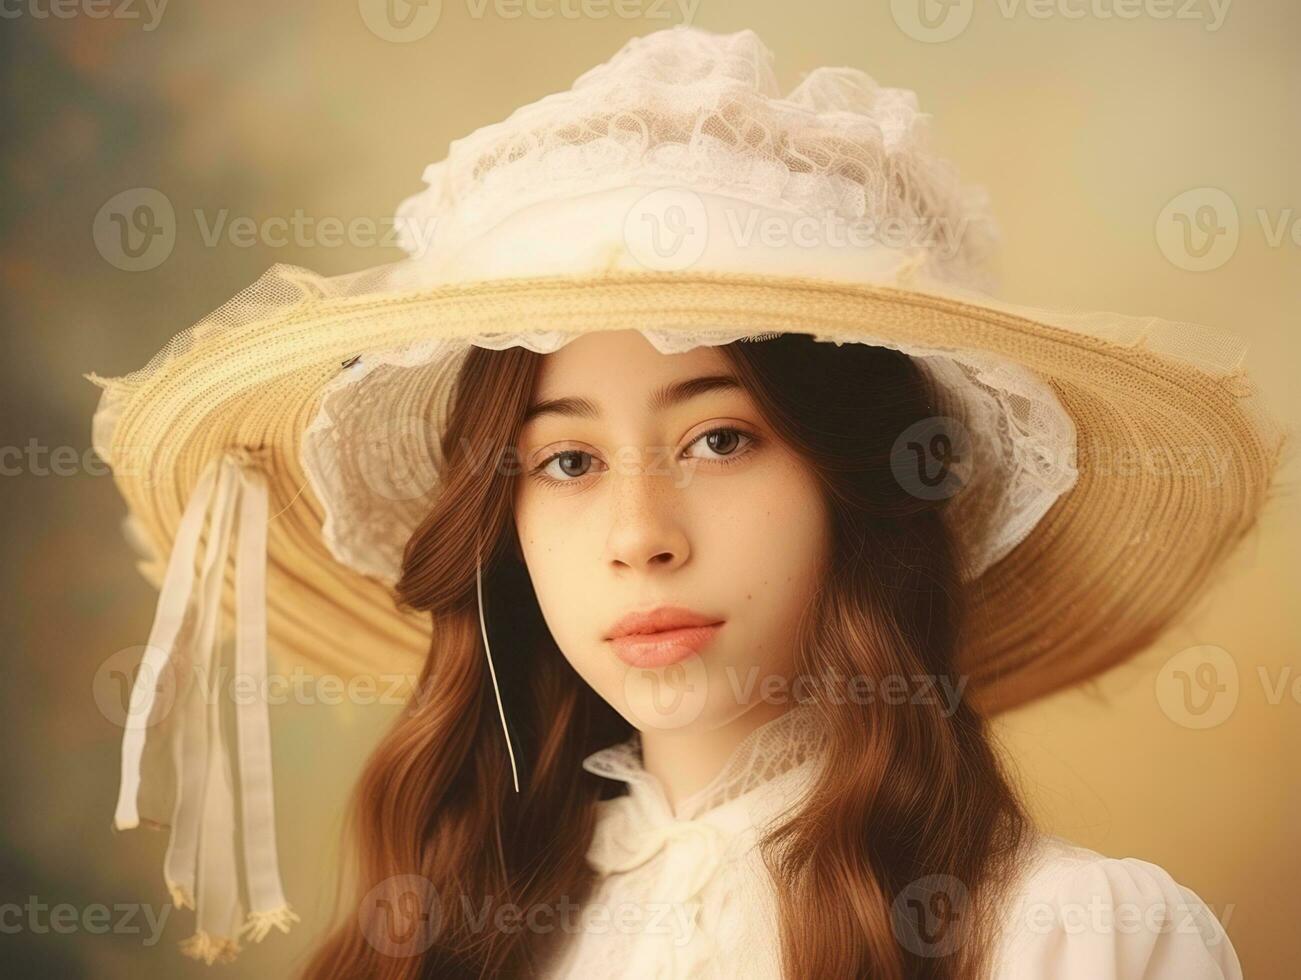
[166,880,196,910]
[241,904,301,943]
[179,930,242,965]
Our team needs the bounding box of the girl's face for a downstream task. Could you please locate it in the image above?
[513,330,832,733]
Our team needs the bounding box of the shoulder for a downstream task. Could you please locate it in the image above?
[990,834,1242,979]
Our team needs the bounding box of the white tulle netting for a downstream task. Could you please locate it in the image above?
[392,25,999,292]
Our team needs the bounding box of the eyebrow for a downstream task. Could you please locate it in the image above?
[522,373,743,424]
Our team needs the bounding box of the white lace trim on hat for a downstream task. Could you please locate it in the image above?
[300,323,1078,587]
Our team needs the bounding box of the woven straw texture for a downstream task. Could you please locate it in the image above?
[87,266,1287,714]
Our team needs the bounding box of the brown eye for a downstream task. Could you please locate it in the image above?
[685,427,752,461]
[539,449,597,482]
[557,451,589,477]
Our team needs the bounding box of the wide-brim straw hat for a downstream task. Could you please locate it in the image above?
[87,25,1287,964]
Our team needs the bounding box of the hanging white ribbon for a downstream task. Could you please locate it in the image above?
[184,459,243,963]
[234,464,299,941]
[114,457,222,833]
[112,451,296,964]
[162,457,236,915]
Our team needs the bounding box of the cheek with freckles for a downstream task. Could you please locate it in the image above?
[680,455,829,716]
[514,510,633,710]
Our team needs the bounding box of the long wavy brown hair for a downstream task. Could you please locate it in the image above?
[299,332,1031,979]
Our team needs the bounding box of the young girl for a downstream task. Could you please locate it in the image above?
[94,25,1280,979]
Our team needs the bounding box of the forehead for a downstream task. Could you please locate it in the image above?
[522,330,750,429]
[531,329,731,398]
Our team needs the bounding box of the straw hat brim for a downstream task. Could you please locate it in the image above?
[89,268,1287,715]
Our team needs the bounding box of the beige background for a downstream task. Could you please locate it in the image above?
[2,1,1296,976]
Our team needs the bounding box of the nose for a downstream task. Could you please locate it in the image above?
[603,465,690,574]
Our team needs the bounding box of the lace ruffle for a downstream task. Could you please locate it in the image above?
[582,703,828,821]
[394,26,998,291]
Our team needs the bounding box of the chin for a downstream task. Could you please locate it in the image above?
[615,654,776,735]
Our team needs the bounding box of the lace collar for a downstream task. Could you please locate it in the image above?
[581,704,829,822]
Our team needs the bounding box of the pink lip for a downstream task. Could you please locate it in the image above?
[605,606,725,669]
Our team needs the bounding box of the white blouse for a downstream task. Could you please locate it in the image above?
[541,706,1241,979]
